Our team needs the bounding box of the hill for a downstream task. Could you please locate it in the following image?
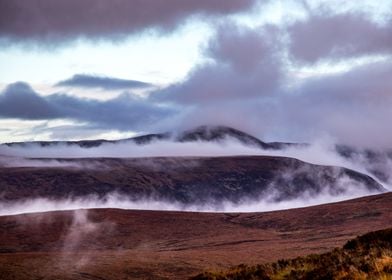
[0,156,384,204]
[0,192,391,279]
[3,125,391,187]
[2,125,294,149]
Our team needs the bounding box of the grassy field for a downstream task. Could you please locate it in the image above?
[193,228,392,279]
[0,192,391,279]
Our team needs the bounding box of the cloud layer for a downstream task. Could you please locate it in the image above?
[1,2,392,149]
[0,0,257,45]
[288,13,392,63]
[153,8,392,148]
[0,82,172,131]
[157,24,282,104]
[0,187,377,216]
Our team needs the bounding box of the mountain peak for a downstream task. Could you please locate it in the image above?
[176,125,271,149]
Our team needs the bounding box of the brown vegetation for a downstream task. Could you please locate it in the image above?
[192,227,392,279]
[0,192,391,279]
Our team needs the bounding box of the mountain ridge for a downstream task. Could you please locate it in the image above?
[2,125,297,149]
[2,125,390,196]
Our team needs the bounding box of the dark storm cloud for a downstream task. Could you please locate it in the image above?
[0,82,174,130]
[55,74,153,90]
[47,93,172,130]
[156,23,283,104]
[0,83,60,119]
[0,0,258,45]
[288,13,392,63]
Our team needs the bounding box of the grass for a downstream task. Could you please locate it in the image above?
[191,227,392,280]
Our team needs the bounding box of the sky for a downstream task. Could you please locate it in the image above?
[0,0,392,148]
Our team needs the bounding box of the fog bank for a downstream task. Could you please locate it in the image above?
[0,187,382,216]
[1,138,390,188]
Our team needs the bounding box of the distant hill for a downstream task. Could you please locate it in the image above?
[2,125,390,199]
[4,125,391,185]
[3,125,296,149]
[0,156,384,204]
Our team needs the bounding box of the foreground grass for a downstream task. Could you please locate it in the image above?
[191,228,392,280]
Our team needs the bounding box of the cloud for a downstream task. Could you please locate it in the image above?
[0,0,258,45]
[275,59,392,148]
[55,74,154,90]
[0,83,60,119]
[288,12,392,63]
[155,23,283,104]
[0,82,174,131]
[151,10,392,149]
[2,3,392,149]
[172,58,392,149]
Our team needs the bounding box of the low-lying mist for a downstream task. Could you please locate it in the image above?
[1,139,278,158]
[0,137,390,216]
[0,186,379,216]
[1,138,391,186]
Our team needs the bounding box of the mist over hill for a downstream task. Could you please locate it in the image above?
[3,125,292,149]
[3,125,390,187]
[0,156,384,204]
[0,125,389,215]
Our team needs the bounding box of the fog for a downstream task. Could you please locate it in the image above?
[0,138,390,216]
[1,138,390,187]
[0,155,82,168]
[0,139,277,158]
[0,185,380,216]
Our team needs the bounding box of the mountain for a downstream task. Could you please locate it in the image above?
[0,156,384,204]
[3,126,391,185]
[0,192,391,279]
[2,125,295,149]
[175,125,296,149]
[5,124,391,186]
[2,125,390,203]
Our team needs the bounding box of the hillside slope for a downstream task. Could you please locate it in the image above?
[193,227,392,280]
[0,156,384,204]
[0,192,391,279]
